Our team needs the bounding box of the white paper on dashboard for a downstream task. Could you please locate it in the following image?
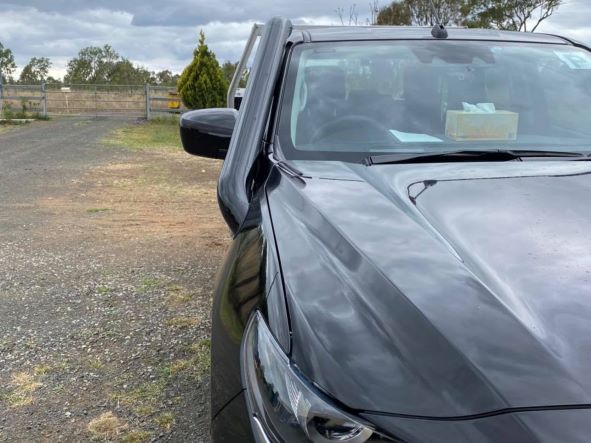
[390,130,443,143]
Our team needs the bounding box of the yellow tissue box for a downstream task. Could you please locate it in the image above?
[445,110,519,141]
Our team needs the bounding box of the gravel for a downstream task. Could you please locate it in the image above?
[0,117,227,442]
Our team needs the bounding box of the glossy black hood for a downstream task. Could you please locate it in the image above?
[266,160,591,418]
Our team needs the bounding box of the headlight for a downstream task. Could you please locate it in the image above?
[242,312,396,443]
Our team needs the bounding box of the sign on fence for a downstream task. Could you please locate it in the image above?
[0,83,186,119]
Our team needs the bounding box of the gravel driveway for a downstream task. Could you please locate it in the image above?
[0,118,227,442]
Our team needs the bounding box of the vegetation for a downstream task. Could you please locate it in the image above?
[2,100,47,120]
[63,45,168,85]
[177,31,228,109]
[466,0,562,31]
[64,44,120,84]
[19,57,51,84]
[87,411,128,439]
[1,33,243,93]
[103,118,181,152]
[221,60,249,88]
[376,0,562,30]
[0,42,16,83]
[2,371,44,408]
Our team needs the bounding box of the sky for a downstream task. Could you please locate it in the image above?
[0,0,589,79]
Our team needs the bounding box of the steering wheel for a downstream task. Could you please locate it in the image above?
[311,115,392,145]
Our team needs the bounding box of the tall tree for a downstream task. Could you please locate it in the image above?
[177,31,228,109]
[221,61,248,88]
[108,59,154,84]
[154,70,180,86]
[376,1,412,24]
[64,44,120,84]
[377,0,562,30]
[45,76,62,85]
[0,42,16,83]
[466,0,562,31]
[377,0,468,26]
[221,61,237,85]
[19,57,51,84]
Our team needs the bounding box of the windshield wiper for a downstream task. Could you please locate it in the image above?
[363,149,586,166]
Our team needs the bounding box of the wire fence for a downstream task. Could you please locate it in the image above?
[0,83,188,119]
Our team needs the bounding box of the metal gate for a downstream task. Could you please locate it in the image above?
[48,84,154,117]
[1,83,186,119]
[0,84,46,117]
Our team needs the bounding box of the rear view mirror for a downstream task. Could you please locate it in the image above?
[180,108,238,159]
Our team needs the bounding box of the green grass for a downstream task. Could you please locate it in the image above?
[138,277,166,292]
[111,380,166,417]
[96,285,111,294]
[104,118,181,152]
[160,339,211,381]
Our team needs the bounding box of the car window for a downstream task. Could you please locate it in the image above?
[277,40,591,162]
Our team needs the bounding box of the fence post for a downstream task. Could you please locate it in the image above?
[42,82,47,117]
[145,84,150,120]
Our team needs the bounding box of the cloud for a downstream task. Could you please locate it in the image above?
[536,0,591,44]
[0,0,588,80]
[0,0,358,26]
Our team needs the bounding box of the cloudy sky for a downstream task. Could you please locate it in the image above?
[0,0,589,79]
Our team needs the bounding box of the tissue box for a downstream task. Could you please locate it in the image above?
[445,110,519,141]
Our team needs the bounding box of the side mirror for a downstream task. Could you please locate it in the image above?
[180,108,238,159]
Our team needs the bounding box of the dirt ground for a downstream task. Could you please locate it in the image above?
[0,118,228,441]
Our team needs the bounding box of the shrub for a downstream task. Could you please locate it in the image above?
[2,103,13,119]
[177,31,228,109]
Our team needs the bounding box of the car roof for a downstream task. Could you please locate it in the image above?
[288,25,571,45]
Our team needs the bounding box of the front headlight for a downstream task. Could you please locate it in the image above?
[242,312,396,443]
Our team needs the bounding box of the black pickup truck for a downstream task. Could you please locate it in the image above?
[180,18,591,443]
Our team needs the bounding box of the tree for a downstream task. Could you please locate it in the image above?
[154,70,180,86]
[376,1,412,24]
[108,59,154,84]
[64,44,120,84]
[221,61,249,88]
[19,57,51,84]
[466,0,562,31]
[377,0,468,26]
[0,42,16,83]
[177,31,228,109]
[376,0,562,30]
[45,76,62,85]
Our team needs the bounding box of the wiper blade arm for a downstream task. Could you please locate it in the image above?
[506,149,584,158]
[364,149,585,166]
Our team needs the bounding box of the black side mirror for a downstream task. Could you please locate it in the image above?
[180,108,238,159]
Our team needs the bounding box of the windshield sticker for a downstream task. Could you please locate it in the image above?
[554,51,591,69]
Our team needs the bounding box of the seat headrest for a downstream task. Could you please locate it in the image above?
[305,66,346,101]
[403,64,439,98]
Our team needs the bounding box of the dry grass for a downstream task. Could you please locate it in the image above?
[103,119,180,152]
[111,380,167,417]
[121,431,153,443]
[165,316,199,329]
[87,412,128,439]
[165,285,194,306]
[155,412,175,430]
[3,371,44,408]
[38,152,226,252]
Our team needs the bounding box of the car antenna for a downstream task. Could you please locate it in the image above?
[429,0,448,39]
[431,23,448,39]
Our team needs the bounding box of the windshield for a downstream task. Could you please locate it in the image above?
[277,40,591,162]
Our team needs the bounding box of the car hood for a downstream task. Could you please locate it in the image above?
[266,159,591,418]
